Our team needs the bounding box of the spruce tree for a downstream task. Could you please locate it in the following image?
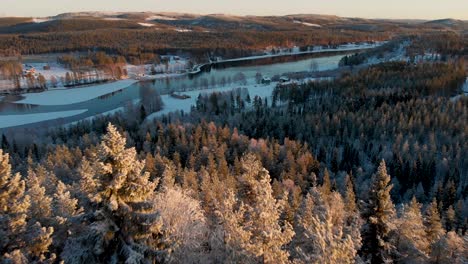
[425,198,445,246]
[394,197,429,263]
[215,154,294,263]
[61,124,166,263]
[294,189,357,264]
[0,150,30,258]
[361,160,396,264]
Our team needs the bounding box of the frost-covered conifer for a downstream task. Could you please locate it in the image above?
[393,197,429,263]
[294,189,357,264]
[361,160,396,264]
[215,154,294,263]
[61,123,166,263]
[0,150,30,258]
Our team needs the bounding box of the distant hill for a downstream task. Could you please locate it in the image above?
[423,18,468,30]
[0,12,465,34]
[0,18,148,34]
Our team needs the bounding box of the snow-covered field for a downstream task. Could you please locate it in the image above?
[175,28,192,32]
[25,63,70,86]
[147,81,277,120]
[0,109,87,129]
[293,20,322,27]
[145,15,176,21]
[32,18,52,23]
[16,79,137,106]
[126,56,189,77]
[138,22,155,27]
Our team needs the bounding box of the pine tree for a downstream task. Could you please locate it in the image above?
[344,174,357,213]
[51,181,81,255]
[0,150,30,257]
[393,197,429,263]
[77,157,98,207]
[294,189,357,264]
[443,206,456,232]
[430,231,466,263]
[25,222,54,260]
[25,169,52,222]
[425,198,445,246]
[61,124,166,263]
[153,187,208,262]
[53,181,80,219]
[361,160,396,264]
[320,168,332,198]
[215,154,294,263]
[343,174,363,253]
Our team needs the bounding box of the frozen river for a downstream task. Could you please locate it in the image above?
[0,46,375,129]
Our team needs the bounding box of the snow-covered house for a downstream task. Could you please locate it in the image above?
[279,76,290,83]
[261,77,271,85]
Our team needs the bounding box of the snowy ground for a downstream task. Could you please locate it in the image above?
[126,56,189,77]
[25,63,70,86]
[16,79,137,106]
[364,41,439,65]
[450,77,468,102]
[146,81,277,120]
[32,18,52,23]
[0,109,87,129]
[138,22,156,27]
[293,20,321,27]
[145,15,176,21]
[175,28,192,32]
[0,63,113,91]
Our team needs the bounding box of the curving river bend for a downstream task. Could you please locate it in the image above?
[0,46,377,130]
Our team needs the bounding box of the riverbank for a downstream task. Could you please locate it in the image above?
[15,79,138,106]
[188,42,383,75]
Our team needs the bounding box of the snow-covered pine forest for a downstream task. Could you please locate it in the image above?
[1,120,466,263]
[0,13,467,264]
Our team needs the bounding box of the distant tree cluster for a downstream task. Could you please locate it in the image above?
[0,29,390,59]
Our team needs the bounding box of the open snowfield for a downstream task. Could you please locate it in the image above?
[26,63,70,85]
[126,57,189,77]
[175,28,192,32]
[145,15,176,21]
[32,18,53,23]
[0,109,87,128]
[16,79,137,106]
[293,20,322,27]
[147,81,277,119]
[138,22,155,27]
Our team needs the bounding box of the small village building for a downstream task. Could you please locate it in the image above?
[261,77,271,84]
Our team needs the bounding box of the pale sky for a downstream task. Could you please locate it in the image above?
[1,0,467,20]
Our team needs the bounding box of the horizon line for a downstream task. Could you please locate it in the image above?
[0,11,465,22]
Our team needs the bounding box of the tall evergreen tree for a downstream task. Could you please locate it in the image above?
[361,160,396,264]
[393,197,429,263]
[294,189,357,264]
[215,154,294,263]
[61,124,166,263]
[0,150,30,259]
[425,198,445,246]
